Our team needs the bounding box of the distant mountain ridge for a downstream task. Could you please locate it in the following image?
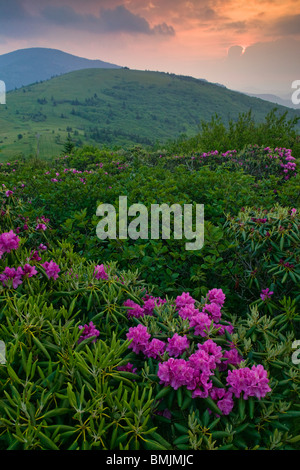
[0,47,121,91]
[246,92,299,110]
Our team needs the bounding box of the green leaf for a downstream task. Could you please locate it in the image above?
[38,432,60,450]
[155,386,172,400]
[32,335,51,360]
[203,397,222,416]
[173,435,189,445]
[238,397,246,420]
[143,439,168,450]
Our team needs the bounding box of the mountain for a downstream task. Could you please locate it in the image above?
[246,92,300,110]
[0,47,121,91]
[0,68,299,160]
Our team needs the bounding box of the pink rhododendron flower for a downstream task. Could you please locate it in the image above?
[41,260,60,280]
[30,250,41,262]
[214,322,234,336]
[210,387,234,415]
[93,264,108,280]
[226,364,271,400]
[126,324,151,354]
[0,230,20,254]
[166,333,190,357]
[144,338,166,358]
[157,358,195,390]
[123,299,144,318]
[207,288,226,307]
[0,266,23,289]
[202,302,222,323]
[260,288,273,301]
[36,223,47,231]
[22,264,38,278]
[178,304,200,320]
[198,339,223,369]
[78,321,100,344]
[175,292,195,310]
[117,363,137,374]
[189,311,212,337]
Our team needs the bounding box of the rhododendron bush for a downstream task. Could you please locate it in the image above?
[0,146,299,450]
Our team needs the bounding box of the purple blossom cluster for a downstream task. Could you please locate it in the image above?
[123,294,166,318]
[0,230,20,258]
[125,288,271,415]
[41,260,60,280]
[78,321,100,344]
[0,229,61,288]
[94,264,109,280]
[117,362,137,374]
[175,289,233,337]
[226,364,271,399]
[0,264,37,288]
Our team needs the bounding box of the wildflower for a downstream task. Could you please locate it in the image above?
[123,299,144,318]
[178,304,200,320]
[117,363,137,374]
[175,292,195,310]
[214,322,234,336]
[78,321,100,344]
[202,302,222,323]
[41,260,60,280]
[226,364,271,400]
[189,311,212,337]
[260,288,273,301]
[166,333,190,357]
[126,324,151,354]
[207,288,226,307]
[22,264,38,278]
[0,267,23,289]
[0,230,20,254]
[219,346,244,371]
[93,264,108,280]
[144,338,166,359]
[157,358,195,390]
[36,223,47,231]
[210,387,234,415]
[30,250,42,262]
[197,339,223,369]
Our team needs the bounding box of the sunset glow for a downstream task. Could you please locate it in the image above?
[0,0,299,96]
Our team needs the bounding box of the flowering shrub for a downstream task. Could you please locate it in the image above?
[0,142,299,450]
[124,289,271,417]
[223,204,300,313]
[160,145,297,183]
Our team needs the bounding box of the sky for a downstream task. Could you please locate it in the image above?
[0,0,299,97]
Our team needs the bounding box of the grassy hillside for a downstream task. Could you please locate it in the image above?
[0,68,299,160]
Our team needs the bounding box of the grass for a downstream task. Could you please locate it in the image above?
[1,68,299,160]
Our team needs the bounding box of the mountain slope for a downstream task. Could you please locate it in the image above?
[0,47,121,91]
[246,93,299,110]
[0,68,299,160]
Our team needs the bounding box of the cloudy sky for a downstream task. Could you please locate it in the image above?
[0,0,299,97]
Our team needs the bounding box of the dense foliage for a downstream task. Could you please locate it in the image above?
[0,122,299,450]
